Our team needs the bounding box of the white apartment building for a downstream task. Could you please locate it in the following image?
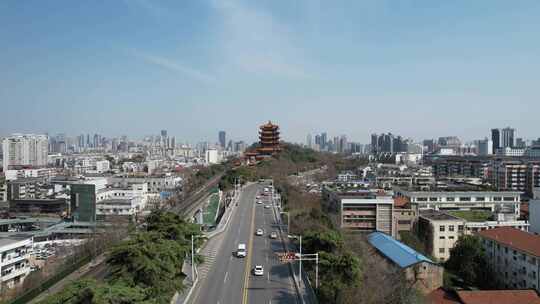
[96,183,148,216]
[2,134,48,169]
[109,175,181,193]
[479,227,540,292]
[4,168,56,181]
[396,188,521,220]
[0,237,33,291]
[205,149,220,164]
[95,160,110,173]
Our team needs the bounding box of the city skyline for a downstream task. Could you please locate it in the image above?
[2,1,540,142]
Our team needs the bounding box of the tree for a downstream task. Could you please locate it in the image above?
[445,235,497,289]
[303,229,343,254]
[317,251,362,303]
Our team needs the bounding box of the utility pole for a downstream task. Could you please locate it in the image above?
[299,235,302,280]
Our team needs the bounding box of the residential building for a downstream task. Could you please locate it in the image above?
[323,188,394,236]
[418,210,465,261]
[95,160,110,173]
[0,236,33,291]
[205,149,219,164]
[368,232,444,294]
[530,190,540,234]
[96,183,148,217]
[109,175,181,194]
[476,138,493,156]
[479,227,540,292]
[496,147,525,157]
[70,183,97,222]
[490,160,540,196]
[2,134,48,169]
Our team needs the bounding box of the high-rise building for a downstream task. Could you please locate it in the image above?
[306,134,312,149]
[476,138,493,156]
[516,138,526,149]
[2,134,48,169]
[339,135,348,153]
[423,139,436,154]
[321,132,327,150]
[491,128,501,152]
[501,127,515,148]
[218,131,226,149]
[161,130,167,138]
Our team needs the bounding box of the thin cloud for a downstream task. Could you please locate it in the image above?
[123,0,169,20]
[211,0,312,79]
[130,49,217,84]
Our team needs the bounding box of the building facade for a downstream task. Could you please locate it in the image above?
[2,134,48,169]
[323,188,394,236]
[0,236,33,291]
[479,227,540,292]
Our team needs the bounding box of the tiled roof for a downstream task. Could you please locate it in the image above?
[426,288,461,304]
[367,232,435,268]
[477,227,540,257]
[456,290,540,304]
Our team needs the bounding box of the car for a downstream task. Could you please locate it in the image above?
[253,265,264,276]
[264,205,271,209]
[256,195,261,199]
[237,243,247,258]
[256,200,263,204]
[270,231,278,239]
[256,229,264,236]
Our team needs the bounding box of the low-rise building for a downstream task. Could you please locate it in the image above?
[479,227,540,292]
[0,236,33,291]
[395,186,521,221]
[418,210,465,261]
[368,232,443,295]
[323,188,394,236]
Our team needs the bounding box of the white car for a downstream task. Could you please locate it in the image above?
[256,229,264,236]
[253,265,264,276]
[264,205,271,209]
[237,243,247,258]
[256,200,263,204]
[270,231,278,239]
[256,195,261,199]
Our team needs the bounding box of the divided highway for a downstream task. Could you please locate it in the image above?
[190,183,299,304]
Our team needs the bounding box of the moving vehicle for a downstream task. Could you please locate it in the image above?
[256,200,263,204]
[237,243,247,258]
[253,265,264,276]
[270,231,278,239]
[256,228,264,236]
[264,205,271,209]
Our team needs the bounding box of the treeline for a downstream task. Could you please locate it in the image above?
[39,211,203,304]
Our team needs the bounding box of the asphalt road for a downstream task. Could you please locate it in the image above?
[190,183,299,304]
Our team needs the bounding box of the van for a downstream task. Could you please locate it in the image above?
[237,243,246,258]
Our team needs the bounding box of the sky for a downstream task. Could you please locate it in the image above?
[1,0,540,144]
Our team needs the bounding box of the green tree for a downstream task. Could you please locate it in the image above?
[317,251,362,303]
[303,229,343,253]
[445,235,496,288]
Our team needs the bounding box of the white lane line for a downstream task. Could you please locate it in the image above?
[230,256,233,261]
[267,271,270,281]
[224,271,229,283]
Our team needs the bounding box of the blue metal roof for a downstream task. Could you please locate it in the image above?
[367,232,434,268]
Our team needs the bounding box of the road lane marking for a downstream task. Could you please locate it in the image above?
[224,271,229,283]
[242,200,256,304]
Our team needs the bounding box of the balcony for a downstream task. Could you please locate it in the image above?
[1,266,29,282]
[1,253,29,267]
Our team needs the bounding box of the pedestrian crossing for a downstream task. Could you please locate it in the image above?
[196,235,224,279]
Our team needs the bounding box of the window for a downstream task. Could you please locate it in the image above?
[449,236,455,240]
[417,197,428,202]
[439,248,445,254]
[459,197,471,202]
[505,247,508,254]
[429,197,438,202]
[475,197,485,201]
[440,236,445,240]
[440,225,445,232]
[458,225,464,232]
[503,197,515,201]
[446,197,455,202]
[449,225,455,232]
[494,197,502,201]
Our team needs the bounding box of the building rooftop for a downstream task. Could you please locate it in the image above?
[396,185,520,194]
[367,232,435,268]
[0,235,31,248]
[456,290,540,304]
[420,210,463,221]
[478,227,540,257]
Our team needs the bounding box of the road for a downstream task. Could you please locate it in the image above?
[190,183,299,304]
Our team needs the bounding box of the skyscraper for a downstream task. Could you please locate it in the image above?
[501,127,515,148]
[491,128,501,152]
[306,134,312,149]
[218,131,226,149]
[321,132,327,150]
[2,134,49,169]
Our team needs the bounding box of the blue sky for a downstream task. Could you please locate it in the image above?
[1,0,540,144]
